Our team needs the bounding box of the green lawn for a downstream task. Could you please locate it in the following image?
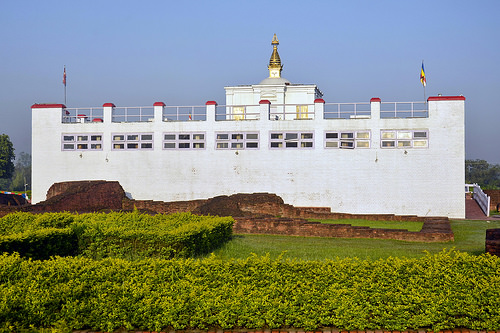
[309,218,424,231]
[209,219,500,261]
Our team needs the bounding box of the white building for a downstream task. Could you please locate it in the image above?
[31,35,466,218]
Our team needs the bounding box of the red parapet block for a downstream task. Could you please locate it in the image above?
[427,95,466,101]
[102,103,116,107]
[31,103,66,109]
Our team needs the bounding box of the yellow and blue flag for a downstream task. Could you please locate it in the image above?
[420,62,426,87]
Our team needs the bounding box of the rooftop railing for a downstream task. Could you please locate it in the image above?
[215,105,260,121]
[112,106,154,122]
[380,102,428,118]
[268,104,315,120]
[164,105,206,121]
[64,107,104,123]
[324,103,371,119]
[61,100,429,124]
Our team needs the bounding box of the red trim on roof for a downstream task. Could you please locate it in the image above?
[103,103,116,107]
[314,98,325,103]
[205,101,217,105]
[153,102,166,107]
[427,95,466,101]
[259,99,271,104]
[370,97,381,103]
[31,103,66,109]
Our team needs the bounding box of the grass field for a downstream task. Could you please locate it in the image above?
[210,219,500,261]
[310,218,424,231]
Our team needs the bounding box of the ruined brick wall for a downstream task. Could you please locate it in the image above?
[484,189,500,211]
[0,193,28,206]
[233,216,453,243]
[33,180,126,213]
[0,182,454,242]
[123,198,208,214]
[125,193,287,217]
[486,228,500,256]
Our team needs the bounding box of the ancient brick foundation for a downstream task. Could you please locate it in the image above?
[486,228,500,256]
[0,193,27,206]
[484,189,500,212]
[0,180,125,217]
[233,216,453,243]
[1,181,454,242]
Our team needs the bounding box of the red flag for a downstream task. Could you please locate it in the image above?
[63,66,66,86]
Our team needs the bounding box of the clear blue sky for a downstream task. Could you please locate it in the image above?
[1,0,499,164]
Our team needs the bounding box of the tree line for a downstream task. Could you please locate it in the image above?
[466,159,500,189]
[0,134,31,192]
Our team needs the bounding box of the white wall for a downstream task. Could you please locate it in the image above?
[31,96,465,218]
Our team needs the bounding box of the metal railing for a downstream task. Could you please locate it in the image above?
[268,104,315,120]
[324,103,371,119]
[215,105,260,121]
[163,106,206,122]
[63,107,104,123]
[380,102,428,118]
[61,100,430,123]
[112,106,154,122]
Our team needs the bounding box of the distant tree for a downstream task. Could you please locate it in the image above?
[10,152,31,191]
[466,159,500,189]
[0,134,15,180]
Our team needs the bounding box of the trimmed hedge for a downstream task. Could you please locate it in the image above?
[0,212,78,260]
[73,211,234,259]
[0,250,499,332]
[0,228,78,260]
[0,212,234,260]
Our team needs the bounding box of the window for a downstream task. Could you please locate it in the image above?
[270,131,314,149]
[62,133,103,151]
[380,130,428,148]
[163,132,206,150]
[325,131,370,149]
[112,133,153,150]
[216,132,259,150]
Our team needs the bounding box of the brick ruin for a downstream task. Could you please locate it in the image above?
[0,180,455,243]
[484,189,500,212]
[486,228,500,256]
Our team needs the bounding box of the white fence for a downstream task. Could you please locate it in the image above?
[64,107,104,123]
[466,183,490,216]
[380,102,428,118]
[164,106,206,121]
[62,100,430,123]
[324,103,371,119]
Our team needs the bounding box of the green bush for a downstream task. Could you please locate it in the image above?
[72,211,234,259]
[0,211,234,260]
[0,212,78,260]
[0,250,499,332]
[0,228,78,260]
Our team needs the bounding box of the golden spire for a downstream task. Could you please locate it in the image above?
[268,34,283,78]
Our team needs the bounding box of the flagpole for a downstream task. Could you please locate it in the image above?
[63,66,67,105]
